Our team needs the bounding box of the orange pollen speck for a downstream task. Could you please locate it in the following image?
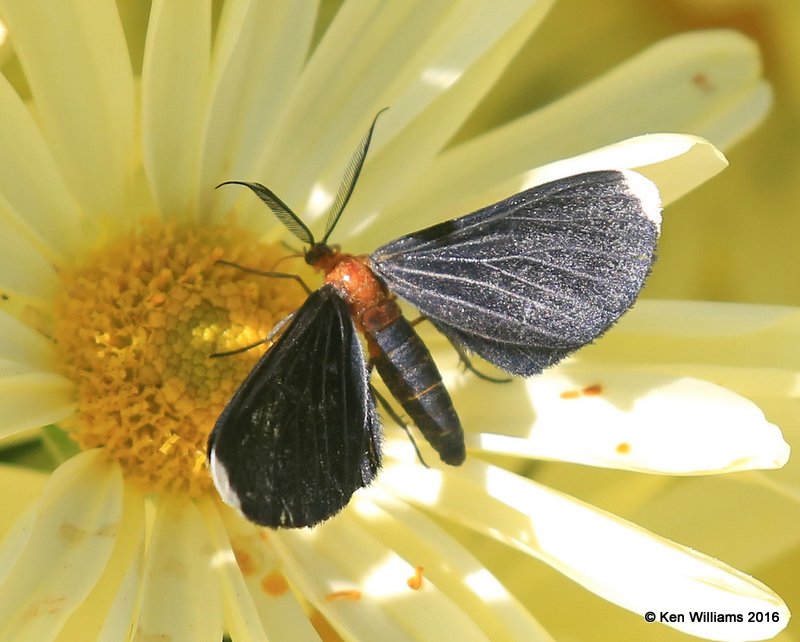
[560,389,580,399]
[325,589,362,602]
[692,71,714,92]
[261,570,290,596]
[52,221,308,497]
[407,566,425,590]
[616,442,632,454]
[233,548,256,576]
[582,384,603,396]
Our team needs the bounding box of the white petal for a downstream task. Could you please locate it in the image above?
[0,16,10,66]
[519,133,728,206]
[584,300,800,371]
[358,133,725,247]
[0,75,85,259]
[199,500,286,640]
[348,489,554,642]
[198,499,270,642]
[0,373,75,439]
[0,220,59,308]
[752,416,800,498]
[579,305,800,412]
[331,0,558,239]
[0,310,60,371]
[0,0,135,217]
[142,0,210,221]
[505,464,800,640]
[0,504,36,586]
[58,483,145,642]
[201,0,319,221]
[0,465,48,585]
[212,503,321,641]
[135,494,223,642]
[96,539,143,642]
[377,456,789,641]
[0,464,46,541]
[460,370,789,474]
[247,0,553,225]
[373,30,766,237]
[272,513,491,641]
[560,464,800,568]
[0,451,124,639]
[617,300,800,338]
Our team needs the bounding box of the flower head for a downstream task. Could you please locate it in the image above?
[0,1,789,640]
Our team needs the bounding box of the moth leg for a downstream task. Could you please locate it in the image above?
[369,382,429,469]
[215,259,313,295]
[409,316,511,384]
[210,311,296,358]
[446,337,512,383]
[269,251,305,272]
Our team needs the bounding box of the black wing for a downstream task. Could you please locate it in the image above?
[208,285,381,528]
[370,171,661,376]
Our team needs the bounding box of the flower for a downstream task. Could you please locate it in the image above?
[0,1,789,641]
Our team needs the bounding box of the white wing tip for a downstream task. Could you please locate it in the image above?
[209,449,242,511]
[620,170,662,231]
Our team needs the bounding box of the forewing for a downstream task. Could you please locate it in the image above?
[208,285,381,528]
[370,171,660,376]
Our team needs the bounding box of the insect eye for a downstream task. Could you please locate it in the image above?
[305,243,334,267]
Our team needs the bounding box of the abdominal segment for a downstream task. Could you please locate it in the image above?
[363,301,465,466]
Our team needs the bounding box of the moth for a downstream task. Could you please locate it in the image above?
[208,114,661,528]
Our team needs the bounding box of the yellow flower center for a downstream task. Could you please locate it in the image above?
[53,222,308,496]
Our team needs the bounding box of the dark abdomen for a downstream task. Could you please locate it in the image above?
[364,304,465,465]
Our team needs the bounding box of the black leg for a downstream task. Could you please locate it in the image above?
[269,251,305,272]
[210,311,296,358]
[215,259,313,295]
[446,337,512,383]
